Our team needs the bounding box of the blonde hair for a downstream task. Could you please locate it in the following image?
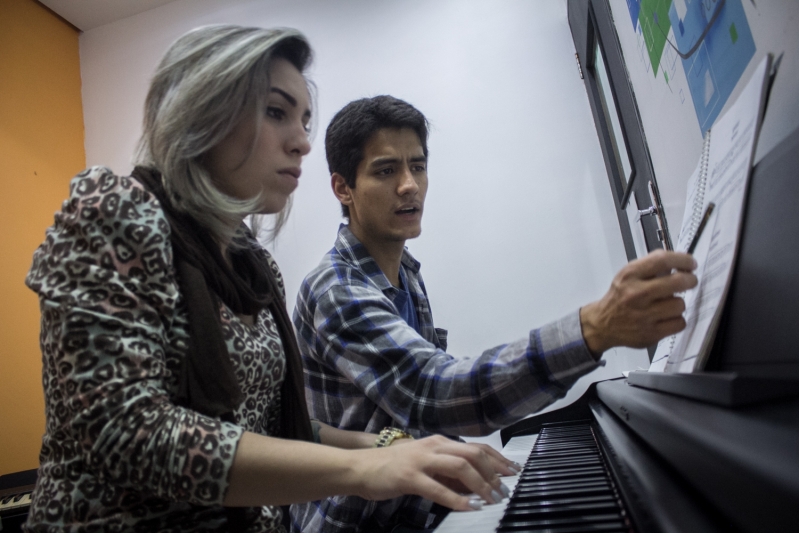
[137,25,313,244]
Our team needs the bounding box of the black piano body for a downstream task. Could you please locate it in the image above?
[500,380,799,533]
[497,127,799,532]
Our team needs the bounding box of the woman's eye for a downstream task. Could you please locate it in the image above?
[266,107,285,120]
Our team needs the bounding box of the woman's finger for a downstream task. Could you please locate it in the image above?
[465,442,520,476]
[427,438,507,489]
[426,452,508,506]
[410,472,487,512]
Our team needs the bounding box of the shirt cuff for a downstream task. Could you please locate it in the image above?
[536,311,599,380]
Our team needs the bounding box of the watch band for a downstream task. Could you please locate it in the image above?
[374,427,414,447]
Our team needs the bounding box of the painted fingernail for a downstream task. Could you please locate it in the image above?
[499,482,511,498]
[468,497,483,510]
[508,463,521,474]
[490,489,502,503]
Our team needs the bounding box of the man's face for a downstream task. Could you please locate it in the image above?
[336,127,428,247]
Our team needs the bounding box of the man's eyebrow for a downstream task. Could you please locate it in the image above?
[369,155,427,166]
[369,157,401,167]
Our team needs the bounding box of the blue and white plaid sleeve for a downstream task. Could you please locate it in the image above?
[297,275,599,437]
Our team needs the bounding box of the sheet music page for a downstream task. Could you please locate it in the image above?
[650,163,705,371]
[651,55,772,373]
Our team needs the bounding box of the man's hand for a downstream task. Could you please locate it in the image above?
[580,250,698,355]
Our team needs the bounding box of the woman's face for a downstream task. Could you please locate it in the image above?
[206,57,312,215]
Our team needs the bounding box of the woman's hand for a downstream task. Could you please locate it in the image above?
[349,435,514,511]
[226,432,518,509]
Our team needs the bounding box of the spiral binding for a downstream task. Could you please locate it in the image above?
[665,130,712,356]
[685,130,712,247]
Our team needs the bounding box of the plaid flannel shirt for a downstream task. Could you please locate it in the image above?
[290,224,599,532]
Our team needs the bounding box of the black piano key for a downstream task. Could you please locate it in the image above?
[519,466,607,480]
[528,450,597,459]
[511,486,613,501]
[501,506,622,522]
[514,478,610,492]
[497,522,628,532]
[497,521,626,531]
[533,441,595,449]
[505,494,618,510]
[523,459,603,470]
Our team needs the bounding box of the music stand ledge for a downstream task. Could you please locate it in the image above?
[627,371,799,406]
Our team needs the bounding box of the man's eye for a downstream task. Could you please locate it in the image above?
[376,168,393,176]
[412,165,426,172]
[266,107,285,120]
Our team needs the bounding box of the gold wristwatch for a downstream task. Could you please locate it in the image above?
[374,427,414,447]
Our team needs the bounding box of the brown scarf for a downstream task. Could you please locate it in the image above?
[132,166,313,529]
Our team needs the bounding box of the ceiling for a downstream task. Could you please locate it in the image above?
[38,0,179,31]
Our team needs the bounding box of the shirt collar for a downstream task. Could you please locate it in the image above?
[334,224,421,292]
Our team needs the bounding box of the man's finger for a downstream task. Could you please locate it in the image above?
[627,250,697,280]
[643,272,698,301]
[655,315,689,338]
[651,295,687,321]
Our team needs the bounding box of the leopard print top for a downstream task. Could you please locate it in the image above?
[25,167,288,532]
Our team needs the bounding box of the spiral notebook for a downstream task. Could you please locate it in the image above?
[649,54,773,374]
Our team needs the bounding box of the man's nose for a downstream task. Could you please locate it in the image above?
[397,166,419,195]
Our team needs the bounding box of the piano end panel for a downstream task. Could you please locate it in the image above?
[591,400,733,533]
[597,379,799,533]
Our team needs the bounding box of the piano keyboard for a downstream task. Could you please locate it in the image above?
[0,468,37,533]
[0,490,32,514]
[436,423,634,532]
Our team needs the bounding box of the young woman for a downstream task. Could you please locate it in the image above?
[24,25,514,532]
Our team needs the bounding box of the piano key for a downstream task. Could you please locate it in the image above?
[514,479,610,492]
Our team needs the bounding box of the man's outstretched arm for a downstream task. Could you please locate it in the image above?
[580,250,698,354]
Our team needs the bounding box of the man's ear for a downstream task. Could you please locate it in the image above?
[331,173,353,207]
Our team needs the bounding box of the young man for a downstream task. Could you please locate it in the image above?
[290,96,697,532]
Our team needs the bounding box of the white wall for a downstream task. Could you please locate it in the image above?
[608,0,799,238]
[80,0,649,448]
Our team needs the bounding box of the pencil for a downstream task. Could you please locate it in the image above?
[687,202,715,255]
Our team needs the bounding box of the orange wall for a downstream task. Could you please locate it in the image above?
[0,0,85,476]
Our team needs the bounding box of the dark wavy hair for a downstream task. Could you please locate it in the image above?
[324,95,429,217]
